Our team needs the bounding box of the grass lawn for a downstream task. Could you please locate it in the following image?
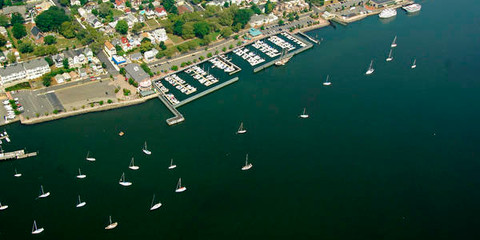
[56,36,83,51]
[167,34,184,44]
[112,9,124,18]
[145,19,160,29]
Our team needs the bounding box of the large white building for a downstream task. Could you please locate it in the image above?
[0,58,50,85]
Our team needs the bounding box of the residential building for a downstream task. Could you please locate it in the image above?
[143,48,158,62]
[249,14,278,27]
[0,26,7,37]
[0,52,5,63]
[23,58,51,80]
[150,28,168,43]
[0,58,51,84]
[54,74,65,84]
[78,7,88,18]
[1,6,27,17]
[112,55,127,65]
[70,0,81,6]
[124,63,151,88]
[104,41,116,57]
[155,7,167,18]
[129,52,143,61]
[35,1,54,13]
[370,0,399,7]
[115,0,127,9]
[274,0,309,15]
[0,64,26,85]
[31,26,44,41]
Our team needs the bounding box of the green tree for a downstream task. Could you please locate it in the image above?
[12,23,26,39]
[139,41,154,53]
[233,9,254,28]
[45,56,54,66]
[43,75,52,87]
[220,27,232,38]
[119,67,126,76]
[125,0,131,8]
[115,20,128,34]
[60,21,76,38]
[265,0,275,14]
[250,4,262,15]
[159,41,167,50]
[44,35,57,45]
[10,12,24,25]
[7,52,16,63]
[0,33,6,47]
[63,58,69,69]
[193,21,210,39]
[131,22,143,34]
[173,20,184,36]
[181,23,194,39]
[163,0,177,13]
[171,65,178,71]
[98,3,112,18]
[35,6,70,32]
[148,2,154,10]
[0,15,9,27]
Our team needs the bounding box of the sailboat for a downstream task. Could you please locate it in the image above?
[129,157,139,170]
[150,194,162,211]
[14,168,22,177]
[0,202,8,211]
[168,158,177,169]
[119,172,132,186]
[104,216,118,230]
[86,151,96,162]
[237,122,247,134]
[76,168,86,179]
[142,141,151,155]
[365,60,375,75]
[38,185,50,198]
[386,49,393,62]
[175,178,187,193]
[323,75,332,86]
[299,108,309,119]
[391,36,397,48]
[411,59,417,69]
[31,220,44,234]
[76,195,86,208]
[241,154,253,171]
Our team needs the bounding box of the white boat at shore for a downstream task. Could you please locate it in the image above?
[76,195,86,208]
[119,172,132,186]
[168,158,177,169]
[142,141,151,155]
[241,154,253,171]
[14,168,22,177]
[323,75,332,86]
[105,216,118,230]
[86,151,96,162]
[150,194,162,211]
[299,108,309,119]
[403,3,421,13]
[0,202,8,211]
[379,8,397,19]
[175,178,187,193]
[38,185,50,199]
[129,157,139,170]
[411,59,417,69]
[386,49,394,62]
[32,220,44,234]
[366,60,375,75]
[391,36,397,48]
[76,168,86,179]
[237,122,246,134]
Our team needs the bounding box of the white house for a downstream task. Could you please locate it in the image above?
[0,64,26,85]
[0,58,51,85]
[249,13,278,27]
[23,58,51,80]
[151,28,168,43]
[70,0,81,6]
[104,41,116,57]
[143,48,158,62]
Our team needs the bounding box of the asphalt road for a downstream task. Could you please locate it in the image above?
[97,51,119,76]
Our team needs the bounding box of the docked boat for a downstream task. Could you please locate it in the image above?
[14,168,22,177]
[119,172,132,186]
[86,151,96,162]
[323,75,332,86]
[76,168,86,179]
[142,141,151,155]
[129,157,139,170]
[150,194,162,211]
[76,195,86,208]
[403,3,421,13]
[411,59,417,69]
[241,154,253,171]
[386,49,394,62]
[379,8,397,19]
[237,122,246,134]
[104,216,118,230]
[175,178,187,193]
[366,60,375,75]
[32,220,44,234]
[0,202,8,211]
[38,185,50,199]
[299,108,309,119]
[168,158,177,169]
[391,36,397,48]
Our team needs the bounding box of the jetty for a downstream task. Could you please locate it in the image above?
[0,149,38,161]
[157,92,185,125]
[298,32,319,44]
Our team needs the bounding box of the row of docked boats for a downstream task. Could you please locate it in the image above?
[187,65,219,87]
[208,57,235,73]
[379,3,422,19]
[252,40,281,58]
[154,80,169,93]
[268,35,296,52]
[233,47,265,66]
[281,32,307,48]
[164,74,197,95]
[165,93,180,105]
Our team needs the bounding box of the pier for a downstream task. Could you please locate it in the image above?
[298,32,319,44]
[156,92,185,125]
[175,77,239,107]
[0,149,38,161]
[216,55,242,75]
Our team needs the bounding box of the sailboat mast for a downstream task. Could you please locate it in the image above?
[151,194,155,207]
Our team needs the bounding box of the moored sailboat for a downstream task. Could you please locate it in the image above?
[391,36,397,48]
[366,60,375,75]
[237,122,246,134]
[104,216,118,230]
[241,154,253,171]
[323,75,332,86]
[0,202,8,211]
[175,178,187,193]
[168,158,177,169]
[386,49,394,62]
[142,141,151,155]
[150,194,162,211]
[299,108,309,119]
[38,185,50,199]
[411,59,417,69]
[14,168,22,177]
[77,168,86,179]
[119,172,132,186]
[129,157,139,170]
[31,220,44,234]
[76,195,86,208]
[86,151,96,162]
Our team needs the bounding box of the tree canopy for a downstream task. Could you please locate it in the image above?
[233,9,253,28]
[35,6,70,32]
[0,33,7,47]
[10,12,23,25]
[44,35,57,45]
[115,20,128,34]
[193,21,210,39]
[12,23,26,39]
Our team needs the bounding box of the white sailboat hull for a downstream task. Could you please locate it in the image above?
[129,166,139,170]
[77,175,86,179]
[5,137,10,142]
[300,114,309,118]
[386,57,393,62]
[168,165,177,169]
[119,182,132,186]
[237,130,246,134]
[14,173,22,177]
[105,223,118,230]
[32,228,44,234]
[411,65,416,69]
[150,203,162,211]
[175,187,187,193]
[143,149,152,155]
[76,202,86,208]
[391,43,397,48]
[86,158,96,162]
[0,205,8,210]
[366,69,374,75]
[241,164,253,171]
[323,82,331,86]
[39,192,50,198]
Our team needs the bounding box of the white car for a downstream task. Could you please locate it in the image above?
[3,100,9,105]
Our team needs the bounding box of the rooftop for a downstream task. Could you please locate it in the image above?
[124,63,149,83]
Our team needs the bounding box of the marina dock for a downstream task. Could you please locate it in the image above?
[156,92,185,125]
[175,77,239,107]
[0,149,38,161]
[298,32,319,44]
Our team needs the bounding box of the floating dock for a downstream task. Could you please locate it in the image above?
[298,32,319,44]
[0,149,38,161]
[175,77,238,107]
[216,55,242,75]
[156,92,185,126]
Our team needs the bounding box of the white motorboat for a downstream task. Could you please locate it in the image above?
[241,154,253,171]
[14,168,22,177]
[299,108,309,119]
[411,59,417,69]
[119,172,132,186]
[403,3,421,13]
[237,122,246,134]
[129,157,139,170]
[5,137,10,142]
[168,159,177,169]
[323,75,332,86]
[366,60,375,75]
[175,178,187,193]
[86,151,96,162]
[76,195,86,208]
[38,185,50,199]
[104,216,118,230]
[379,8,397,19]
[0,202,8,211]
[386,49,394,62]
[150,194,162,211]
[76,168,86,179]
[32,220,44,234]
[142,141,151,155]
[391,36,397,48]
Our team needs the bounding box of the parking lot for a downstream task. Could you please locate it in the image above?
[261,16,317,35]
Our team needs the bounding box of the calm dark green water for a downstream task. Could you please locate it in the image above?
[2,0,480,239]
